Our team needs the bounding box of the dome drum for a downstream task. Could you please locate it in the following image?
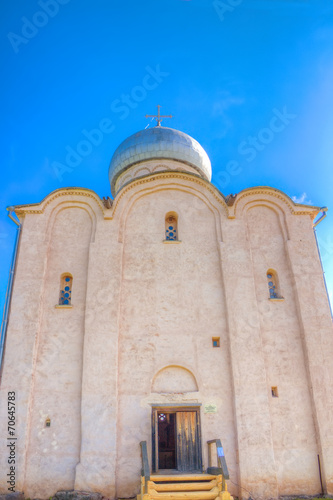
[114,158,202,194]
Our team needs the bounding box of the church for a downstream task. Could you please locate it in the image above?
[0,111,333,500]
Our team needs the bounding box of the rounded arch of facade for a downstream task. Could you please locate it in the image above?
[233,189,295,219]
[32,188,105,214]
[116,178,228,243]
[44,201,98,244]
[151,365,199,394]
[240,198,290,241]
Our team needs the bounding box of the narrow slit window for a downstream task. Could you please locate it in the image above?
[271,386,278,398]
[59,274,73,306]
[212,337,220,348]
[165,213,178,241]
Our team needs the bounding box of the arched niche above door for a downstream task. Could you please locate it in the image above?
[152,366,199,393]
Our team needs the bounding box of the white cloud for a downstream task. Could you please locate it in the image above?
[212,93,244,118]
[292,192,313,205]
[211,91,244,138]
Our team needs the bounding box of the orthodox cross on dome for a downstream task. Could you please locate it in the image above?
[145,105,173,127]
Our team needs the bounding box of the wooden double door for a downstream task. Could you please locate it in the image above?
[152,407,202,472]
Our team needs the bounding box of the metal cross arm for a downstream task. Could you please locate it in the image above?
[145,104,173,126]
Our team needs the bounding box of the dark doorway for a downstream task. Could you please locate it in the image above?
[152,407,202,473]
[158,412,177,469]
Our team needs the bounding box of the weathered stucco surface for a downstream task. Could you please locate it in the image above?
[0,171,332,500]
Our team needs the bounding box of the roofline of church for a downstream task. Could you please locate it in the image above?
[5,181,325,221]
[7,187,105,213]
[236,185,324,211]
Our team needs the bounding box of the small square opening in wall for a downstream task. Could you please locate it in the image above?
[271,386,278,398]
[212,337,220,348]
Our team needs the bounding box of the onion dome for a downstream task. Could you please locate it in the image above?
[109,126,211,196]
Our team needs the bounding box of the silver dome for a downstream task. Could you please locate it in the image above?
[109,126,212,195]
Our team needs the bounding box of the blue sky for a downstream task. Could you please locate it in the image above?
[1,0,333,315]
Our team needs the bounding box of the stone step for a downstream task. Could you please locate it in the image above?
[147,486,220,500]
[151,474,217,482]
[150,480,218,492]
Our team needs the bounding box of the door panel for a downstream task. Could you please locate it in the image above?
[176,411,200,471]
[158,412,177,469]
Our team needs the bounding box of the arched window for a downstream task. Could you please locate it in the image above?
[165,213,178,241]
[267,270,281,299]
[59,274,73,305]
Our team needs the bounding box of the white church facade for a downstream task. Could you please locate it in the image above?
[0,123,333,500]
